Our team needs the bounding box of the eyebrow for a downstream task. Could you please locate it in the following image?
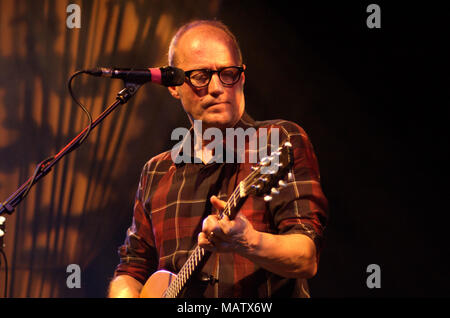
[185,64,240,71]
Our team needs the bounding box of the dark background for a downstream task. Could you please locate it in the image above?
[0,0,448,298]
[219,1,449,297]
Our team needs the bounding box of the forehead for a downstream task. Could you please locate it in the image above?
[175,26,240,69]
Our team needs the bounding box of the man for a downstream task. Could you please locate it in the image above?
[108,20,328,298]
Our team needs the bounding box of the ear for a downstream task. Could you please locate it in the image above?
[168,86,181,100]
[241,64,246,85]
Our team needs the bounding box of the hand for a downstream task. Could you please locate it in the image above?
[198,197,318,279]
[198,195,258,254]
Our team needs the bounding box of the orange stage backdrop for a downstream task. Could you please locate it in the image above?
[0,0,220,297]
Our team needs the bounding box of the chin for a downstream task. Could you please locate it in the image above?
[203,113,238,130]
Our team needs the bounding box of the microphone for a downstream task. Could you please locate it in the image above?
[85,66,185,86]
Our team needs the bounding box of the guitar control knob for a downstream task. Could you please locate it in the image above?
[264,195,272,202]
[271,188,280,195]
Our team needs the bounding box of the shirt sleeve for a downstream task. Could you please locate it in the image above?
[266,121,329,252]
[113,161,159,285]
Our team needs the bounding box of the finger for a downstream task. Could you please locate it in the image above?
[198,232,216,252]
[217,214,233,236]
[210,195,227,212]
[202,215,220,234]
[218,212,251,239]
[199,231,235,253]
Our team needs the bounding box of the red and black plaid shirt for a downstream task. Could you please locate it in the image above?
[113,112,328,297]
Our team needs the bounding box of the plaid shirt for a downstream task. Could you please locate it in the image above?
[113,112,328,297]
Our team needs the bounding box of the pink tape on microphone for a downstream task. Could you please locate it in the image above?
[149,68,162,84]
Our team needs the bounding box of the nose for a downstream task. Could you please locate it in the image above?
[208,72,224,96]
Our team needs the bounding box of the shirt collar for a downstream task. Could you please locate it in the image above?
[173,112,256,166]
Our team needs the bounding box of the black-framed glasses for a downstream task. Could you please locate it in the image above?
[184,66,245,88]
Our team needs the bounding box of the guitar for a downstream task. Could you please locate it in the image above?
[139,141,294,298]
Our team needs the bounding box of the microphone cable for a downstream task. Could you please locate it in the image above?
[67,70,93,147]
[20,71,92,201]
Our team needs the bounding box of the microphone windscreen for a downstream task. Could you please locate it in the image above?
[161,66,185,86]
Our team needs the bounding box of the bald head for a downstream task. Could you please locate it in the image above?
[166,20,246,132]
[168,20,242,67]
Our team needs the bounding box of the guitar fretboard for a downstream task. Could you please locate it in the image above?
[163,245,207,298]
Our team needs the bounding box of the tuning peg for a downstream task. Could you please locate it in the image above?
[251,184,261,189]
[278,180,287,188]
[264,195,273,202]
[288,172,294,181]
[251,166,258,171]
[284,141,292,147]
[260,157,270,166]
[269,151,281,158]
[271,187,280,195]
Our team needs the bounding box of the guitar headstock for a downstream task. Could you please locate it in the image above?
[243,141,294,201]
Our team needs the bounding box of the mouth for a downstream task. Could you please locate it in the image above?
[203,101,229,109]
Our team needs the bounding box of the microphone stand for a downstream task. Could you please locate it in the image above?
[0,81,142,216]
[0,80,142,295]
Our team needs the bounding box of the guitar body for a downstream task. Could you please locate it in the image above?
[140,269,210,298]
[140,270,177,298]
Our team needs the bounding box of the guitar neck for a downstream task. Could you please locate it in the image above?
[163,245,211,298]
[163,181,250,298]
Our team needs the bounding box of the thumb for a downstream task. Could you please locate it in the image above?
[210,195,226,212]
